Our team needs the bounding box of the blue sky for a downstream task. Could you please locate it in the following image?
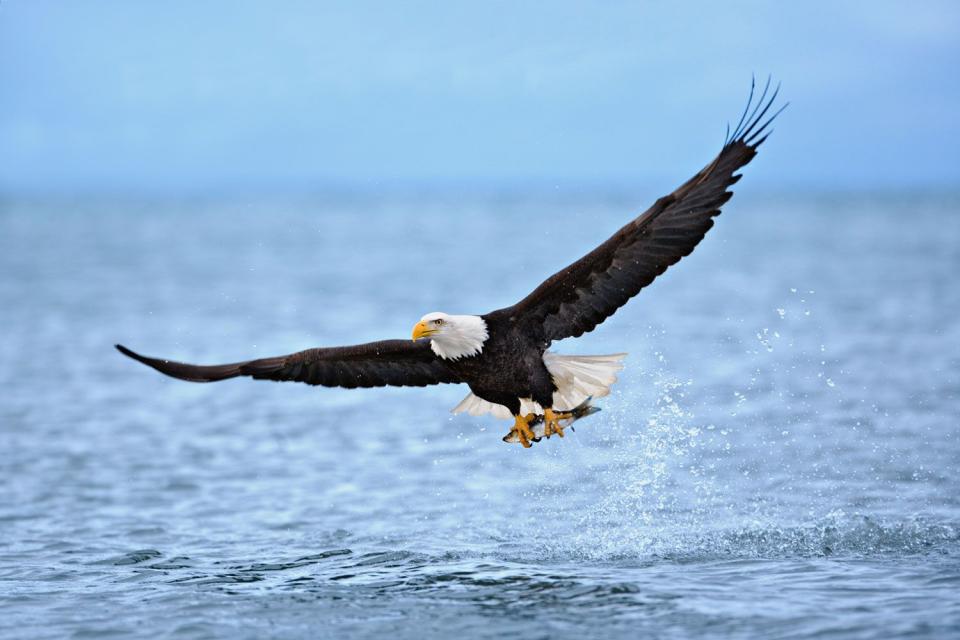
[1,1,958,195]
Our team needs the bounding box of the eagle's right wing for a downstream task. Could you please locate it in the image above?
[495,79,785,344]
[116,339,460,389]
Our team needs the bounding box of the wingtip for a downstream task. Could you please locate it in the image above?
[115,343,151,366]
[115,343,135,358]
[727,76,786,148]
[113,343,239,382]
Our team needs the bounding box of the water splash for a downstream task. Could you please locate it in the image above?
[555,370,721,561]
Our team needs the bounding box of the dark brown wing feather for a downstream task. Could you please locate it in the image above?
[115,339,460,389]
[499,79,786,343]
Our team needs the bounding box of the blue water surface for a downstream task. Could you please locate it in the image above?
[1,193,958,638]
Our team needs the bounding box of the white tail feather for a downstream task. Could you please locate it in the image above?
[450,351,626,419]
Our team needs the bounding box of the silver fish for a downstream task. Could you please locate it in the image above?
[501,397,601,445]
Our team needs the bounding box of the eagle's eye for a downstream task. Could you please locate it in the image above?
[434,319,444,326]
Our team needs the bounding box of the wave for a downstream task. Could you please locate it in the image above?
[546,514,960,562]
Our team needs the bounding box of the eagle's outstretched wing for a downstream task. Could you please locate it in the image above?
[498,79,786,344]
[115,339,460,389]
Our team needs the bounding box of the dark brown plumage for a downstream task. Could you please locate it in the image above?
[116,340,458,388]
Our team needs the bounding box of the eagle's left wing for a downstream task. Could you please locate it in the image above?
[116,339,460,389]
[496,80,785,344]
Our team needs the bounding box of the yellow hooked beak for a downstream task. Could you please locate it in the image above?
[411,321,435,341]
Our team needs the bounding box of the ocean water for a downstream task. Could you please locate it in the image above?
[1,193,958,639]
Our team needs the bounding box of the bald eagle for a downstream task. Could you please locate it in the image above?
[117,80,784,447]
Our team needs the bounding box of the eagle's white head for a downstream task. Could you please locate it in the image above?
[411,312,488,360]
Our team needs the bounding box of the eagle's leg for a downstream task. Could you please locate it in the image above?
[543,408,573,438]
[510,413,537,448]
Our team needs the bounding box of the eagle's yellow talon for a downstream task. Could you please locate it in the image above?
[543,408,573,438]
[510,413,536,448]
